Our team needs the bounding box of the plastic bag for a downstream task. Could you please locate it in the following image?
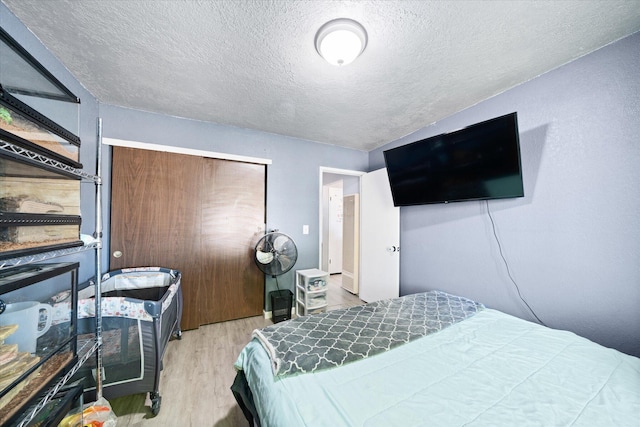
[58,396,117,427]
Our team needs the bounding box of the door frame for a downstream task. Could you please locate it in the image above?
[326,184,344,273]
[103,137,272,165]
[318,167,366,278]
[105,137,273,327]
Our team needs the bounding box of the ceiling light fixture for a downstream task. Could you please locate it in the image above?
[315,18,367,66]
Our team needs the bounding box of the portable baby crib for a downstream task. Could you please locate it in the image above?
[75,267,182,415]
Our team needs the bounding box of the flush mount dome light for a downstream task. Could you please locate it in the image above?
[315,18,367,66]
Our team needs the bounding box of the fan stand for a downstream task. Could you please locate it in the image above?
[254,231,298,323]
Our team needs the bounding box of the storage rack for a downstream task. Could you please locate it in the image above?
[295,268,329,316]
[0,120,104,426]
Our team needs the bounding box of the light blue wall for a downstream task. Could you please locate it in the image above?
[343,175,360,195]
[1,3,101,284]
[370,31,640,357]
[98,104,368,306]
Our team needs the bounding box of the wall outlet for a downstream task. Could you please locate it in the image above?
[303,225,309,235]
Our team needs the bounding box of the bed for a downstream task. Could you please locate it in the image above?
[232,290,640,426]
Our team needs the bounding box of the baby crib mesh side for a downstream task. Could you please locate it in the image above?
[73,267,181,410]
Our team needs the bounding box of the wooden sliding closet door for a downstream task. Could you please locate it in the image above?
[110,147,265,330]
[201,159,265,324]
[110,147,203,330]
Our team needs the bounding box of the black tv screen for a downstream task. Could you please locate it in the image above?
[383,112,524,206]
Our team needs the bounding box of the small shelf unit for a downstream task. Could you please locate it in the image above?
[295,269,329,316]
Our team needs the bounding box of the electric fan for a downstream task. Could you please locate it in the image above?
[255,231,298,322]
[254,231,298,279]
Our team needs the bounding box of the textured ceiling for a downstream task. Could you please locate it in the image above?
[3,0,640,151]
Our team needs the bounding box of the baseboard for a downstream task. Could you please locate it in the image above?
[263,307,297,320]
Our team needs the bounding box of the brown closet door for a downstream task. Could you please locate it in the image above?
[110,147,203,330]
[110,147,266,329]
[201,158,265,323]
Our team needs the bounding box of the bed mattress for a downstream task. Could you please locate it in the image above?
[234,308,640,426]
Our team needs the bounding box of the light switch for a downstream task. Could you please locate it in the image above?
[303,225,309,235]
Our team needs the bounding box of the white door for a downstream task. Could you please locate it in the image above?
[327,186,343,273]
[359,168,400,302]
[342,194,359,294]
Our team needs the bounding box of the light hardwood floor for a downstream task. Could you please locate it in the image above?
[110,274,363,426]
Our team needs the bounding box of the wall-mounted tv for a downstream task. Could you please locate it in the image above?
[383,112,524,207]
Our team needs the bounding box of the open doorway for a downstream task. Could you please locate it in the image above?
[319,167,365,294]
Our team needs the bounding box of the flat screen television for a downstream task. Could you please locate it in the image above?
[383,112,524,206]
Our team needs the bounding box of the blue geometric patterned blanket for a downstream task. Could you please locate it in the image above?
[253,290,484,377]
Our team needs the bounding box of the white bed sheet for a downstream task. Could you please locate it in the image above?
[235,309,640,426]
